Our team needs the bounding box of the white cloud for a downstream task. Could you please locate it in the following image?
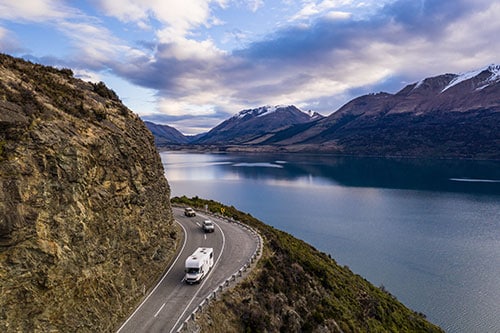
[248,0,264,12]
[157,36,226,61]
[290,0,350,21]
[324,11,352,20]
[290,2,320,21]
[158,98,218,117]
[95,0,227,42]
[57,20,144,68]
[0,0,144,71]
[290,0,391,22]
[0,0,75,21]
[73,69,102,83]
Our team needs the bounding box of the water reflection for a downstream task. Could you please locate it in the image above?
[162,152,500,195]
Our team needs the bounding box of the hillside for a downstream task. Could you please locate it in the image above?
[145,121,190,145]
[172,196,444,333]
[0,54,178,332]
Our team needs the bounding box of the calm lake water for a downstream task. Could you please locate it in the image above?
[160,151,500,333]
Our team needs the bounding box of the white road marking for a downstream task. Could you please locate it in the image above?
[116,220,188,333]
[154,303,166,318]
[195,222,201,227]
[204,234,207,240]
[169,220,226,333]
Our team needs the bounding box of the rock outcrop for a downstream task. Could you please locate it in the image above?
[0,54,177,332]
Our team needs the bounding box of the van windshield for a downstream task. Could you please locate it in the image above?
[186,267,199,274]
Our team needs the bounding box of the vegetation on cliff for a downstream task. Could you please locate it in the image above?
[0,54,177,332]
[172,196,444,333]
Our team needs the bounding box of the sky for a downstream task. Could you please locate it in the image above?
[0,0,499,135]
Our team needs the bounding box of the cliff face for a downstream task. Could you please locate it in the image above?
[0,54,177,332]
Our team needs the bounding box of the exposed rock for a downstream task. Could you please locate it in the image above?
[0,54,177,332]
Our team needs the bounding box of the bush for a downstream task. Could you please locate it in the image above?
[92,81,120,102]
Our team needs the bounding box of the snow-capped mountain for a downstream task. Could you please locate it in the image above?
[261,64,500,158]
[232,105,287,119]
[194,105,323,145]
[441,64,500,92]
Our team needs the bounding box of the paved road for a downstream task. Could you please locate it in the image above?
[117,207,259,333]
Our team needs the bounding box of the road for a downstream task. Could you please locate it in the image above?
[117,207,259,333]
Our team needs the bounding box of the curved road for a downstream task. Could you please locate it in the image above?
[117,207,259,333]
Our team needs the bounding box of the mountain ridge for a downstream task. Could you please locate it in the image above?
[150,64,500,159]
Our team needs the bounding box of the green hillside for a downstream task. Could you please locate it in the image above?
[172,196,444,332]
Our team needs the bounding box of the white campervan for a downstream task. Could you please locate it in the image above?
[184,247,214,284]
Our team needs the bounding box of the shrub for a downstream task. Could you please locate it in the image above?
[92,81,120,102]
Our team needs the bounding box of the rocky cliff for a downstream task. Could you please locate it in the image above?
[0,54,177,332]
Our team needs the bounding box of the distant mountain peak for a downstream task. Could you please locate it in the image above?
[233,105,296,119]
[441,63,500,92]
[196,104,317,145]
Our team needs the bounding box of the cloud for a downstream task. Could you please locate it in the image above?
[289,0,380,22]
[248,0,264,12]
[0,26,23,53]
[57,20,149,70]
[141,103,232,135]
[0,0,75,21]
[73,69,102,83]
[250,2,496,94]
[94,0,227,42]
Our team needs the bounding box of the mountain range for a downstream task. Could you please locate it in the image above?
[148,65,500,159]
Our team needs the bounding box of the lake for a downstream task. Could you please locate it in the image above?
[160,151,500,333]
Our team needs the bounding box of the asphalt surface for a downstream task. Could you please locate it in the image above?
[117,207,259,333]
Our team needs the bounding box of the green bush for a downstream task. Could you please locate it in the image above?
[92,81,120,102]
